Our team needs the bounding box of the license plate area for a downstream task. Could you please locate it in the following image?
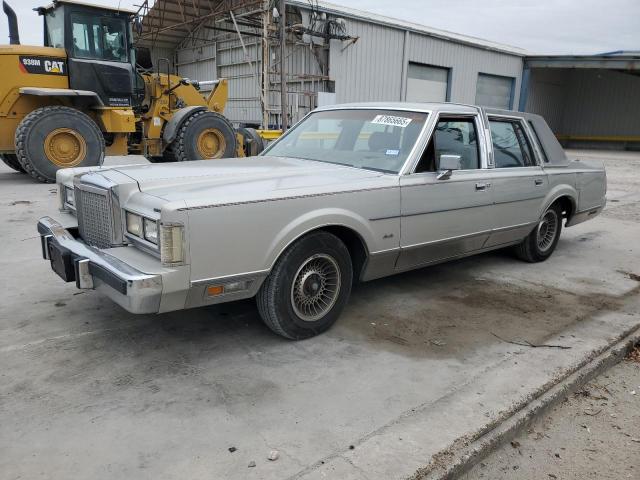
[48,240,76,282]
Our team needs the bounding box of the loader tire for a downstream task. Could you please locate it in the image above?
[170,110,237,161]
[0,154,25,173]
[239,127,265,157]
[15,106,105,183]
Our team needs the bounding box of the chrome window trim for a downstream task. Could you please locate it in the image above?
[404,107,488,175]
[261,106,434,177]
[486,114,540,168]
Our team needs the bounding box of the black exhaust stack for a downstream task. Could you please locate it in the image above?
[3,1,20,45]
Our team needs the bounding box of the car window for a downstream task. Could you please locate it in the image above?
[489,119,536,168]
[265,109,429,174]
[415,117,479,172]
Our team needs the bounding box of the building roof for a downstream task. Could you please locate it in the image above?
[136,0,528,56]
[525,52,640,69]
[290,0,528,57]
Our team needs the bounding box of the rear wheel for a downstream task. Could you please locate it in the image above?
[515,203,563,262]
[170,111,237,161]
[0,154,25,173]
[257,231,353,340]
[15,106,104,183]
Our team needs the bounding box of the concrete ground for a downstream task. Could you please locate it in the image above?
[461,348,640,480]
[1,150,639,480]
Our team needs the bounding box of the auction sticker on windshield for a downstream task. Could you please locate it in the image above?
[371,115,412,128]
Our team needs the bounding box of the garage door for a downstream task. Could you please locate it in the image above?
[406,63,449,102]
[475,73,514,109]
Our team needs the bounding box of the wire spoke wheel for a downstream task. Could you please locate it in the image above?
[291,254,342,322]
[536,209,559,252]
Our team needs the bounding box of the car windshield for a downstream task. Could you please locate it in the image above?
[264,109,429,173]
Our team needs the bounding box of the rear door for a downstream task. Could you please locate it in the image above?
[397,112,494,270]
[483,115,550,247]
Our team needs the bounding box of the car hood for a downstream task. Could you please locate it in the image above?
[110,156,390,208]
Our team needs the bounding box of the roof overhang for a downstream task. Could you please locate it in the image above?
[525,55,640,70]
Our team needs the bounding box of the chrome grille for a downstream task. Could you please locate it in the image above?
[76,187,114,248]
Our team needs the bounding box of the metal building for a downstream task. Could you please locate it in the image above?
[521,52,640,150]
[135,1,639,150]
[135,0,526,128]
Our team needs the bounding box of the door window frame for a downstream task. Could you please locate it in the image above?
[486,114,543,169]
[407,111,490,175]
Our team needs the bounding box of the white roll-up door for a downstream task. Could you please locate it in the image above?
[406,63,449,102]
[475,73,514,109]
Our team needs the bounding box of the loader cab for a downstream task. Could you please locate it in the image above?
[39,0,138,107]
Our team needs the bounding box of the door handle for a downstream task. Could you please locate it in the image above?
[475,183,487,191]
[535,179,544,186]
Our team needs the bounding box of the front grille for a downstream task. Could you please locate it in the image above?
[76,187,114,248]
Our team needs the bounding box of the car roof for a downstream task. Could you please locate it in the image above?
[314,102,482,114]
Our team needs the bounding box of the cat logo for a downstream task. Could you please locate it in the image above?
[44,60,64,74]
[18,56,67,76]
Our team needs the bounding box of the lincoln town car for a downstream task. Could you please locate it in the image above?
[38,103,607,339]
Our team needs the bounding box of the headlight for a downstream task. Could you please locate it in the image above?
[143,218,158,244]
[126,212,143,237]
[160,223,185,266]
[64,186,75,206]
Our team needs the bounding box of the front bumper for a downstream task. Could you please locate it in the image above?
[38,216,162,314]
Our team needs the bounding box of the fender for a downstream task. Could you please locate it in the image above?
[19,87,104,107]
[162,106,207,144]
[263,207,378,271]
[538,183,578,221]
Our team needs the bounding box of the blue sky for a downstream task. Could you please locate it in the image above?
[1,0,638,54]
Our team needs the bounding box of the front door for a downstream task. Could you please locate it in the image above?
[397,113,495,271]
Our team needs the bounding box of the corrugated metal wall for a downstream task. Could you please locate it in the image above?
[523,69,568,132]
[329,19,523,106]
[150,7,525,126]
[562,69,640,137]
[526,68,640,137]
[407,32,523,106]
[329,21,405,102]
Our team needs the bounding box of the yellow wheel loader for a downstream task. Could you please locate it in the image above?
[0,0,267,183]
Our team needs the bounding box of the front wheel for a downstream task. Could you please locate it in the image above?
[515,203,563,262]
[256,231,353,339]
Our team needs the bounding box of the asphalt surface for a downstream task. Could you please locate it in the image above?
[1,150,639,479]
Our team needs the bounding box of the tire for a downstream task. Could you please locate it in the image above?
[0,154,25,173]
[238,127,265,157]
[257,231,353,340]
[15,106,105,183]
[515,203,563,262]
[170,110,237,161]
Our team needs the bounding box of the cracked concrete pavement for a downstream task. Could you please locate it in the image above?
[1,150,639,479]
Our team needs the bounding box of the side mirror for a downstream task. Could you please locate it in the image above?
[436,154,462,180]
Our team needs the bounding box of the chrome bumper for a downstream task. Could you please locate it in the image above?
[38,216,162,314]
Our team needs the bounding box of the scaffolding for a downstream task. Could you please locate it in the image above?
[133,0,355,128]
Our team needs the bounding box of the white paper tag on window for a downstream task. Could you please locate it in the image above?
[386,149,400,156]
[371,115,412,128]
[153,116,162,127]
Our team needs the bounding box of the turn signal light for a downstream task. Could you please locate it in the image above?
[207,285,224,296]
